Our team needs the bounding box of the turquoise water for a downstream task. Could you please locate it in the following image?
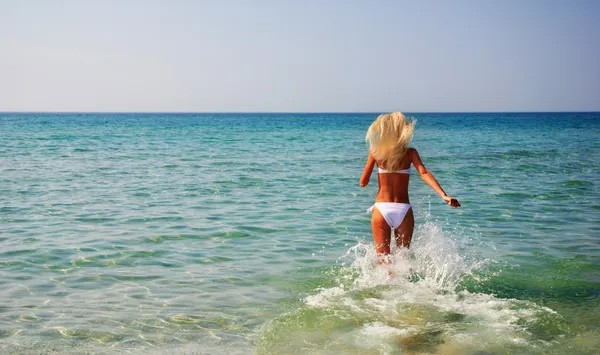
[1,112,599,354]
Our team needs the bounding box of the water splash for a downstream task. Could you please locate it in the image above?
[334,218,488,292]
[259,217,569,354]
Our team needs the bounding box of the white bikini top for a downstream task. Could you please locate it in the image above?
[378,167,411,174]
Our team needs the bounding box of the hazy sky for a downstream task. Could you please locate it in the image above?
[1,0,599,112]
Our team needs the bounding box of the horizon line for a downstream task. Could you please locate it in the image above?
[1,110,599,114]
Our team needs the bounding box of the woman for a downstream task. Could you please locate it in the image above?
[360,112,460,259]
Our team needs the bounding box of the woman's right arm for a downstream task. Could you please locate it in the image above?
[410,148,461,207]
[360,151,376,187]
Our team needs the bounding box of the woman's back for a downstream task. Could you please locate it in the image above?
[375,148,413,203]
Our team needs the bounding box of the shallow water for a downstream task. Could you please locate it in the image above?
[1,112,599,354]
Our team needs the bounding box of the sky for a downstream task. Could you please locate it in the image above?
[1,0,599,112]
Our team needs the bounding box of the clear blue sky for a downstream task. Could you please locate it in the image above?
[1,0,599,112]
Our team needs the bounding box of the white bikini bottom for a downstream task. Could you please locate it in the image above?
[367,202,413,229]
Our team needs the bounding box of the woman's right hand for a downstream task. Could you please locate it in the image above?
[443,195,461,208]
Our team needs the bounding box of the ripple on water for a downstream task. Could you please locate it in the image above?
[561,179,594,187]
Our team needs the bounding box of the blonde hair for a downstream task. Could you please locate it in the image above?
[365,112,416,171]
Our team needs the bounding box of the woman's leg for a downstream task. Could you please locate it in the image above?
[394,208,414,249]
[371,207,391,257]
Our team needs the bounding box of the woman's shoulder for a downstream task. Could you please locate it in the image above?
[406,148,419,163]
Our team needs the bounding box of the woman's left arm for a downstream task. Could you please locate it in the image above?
[360,151,376,187]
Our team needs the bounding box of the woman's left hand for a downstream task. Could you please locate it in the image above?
[443,195,461,208]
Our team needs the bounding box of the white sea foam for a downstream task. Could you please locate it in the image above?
[302,217,560,353]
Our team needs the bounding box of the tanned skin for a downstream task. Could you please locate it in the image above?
[360,148,460,256]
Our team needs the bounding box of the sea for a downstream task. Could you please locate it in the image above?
[1,112,599,354]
